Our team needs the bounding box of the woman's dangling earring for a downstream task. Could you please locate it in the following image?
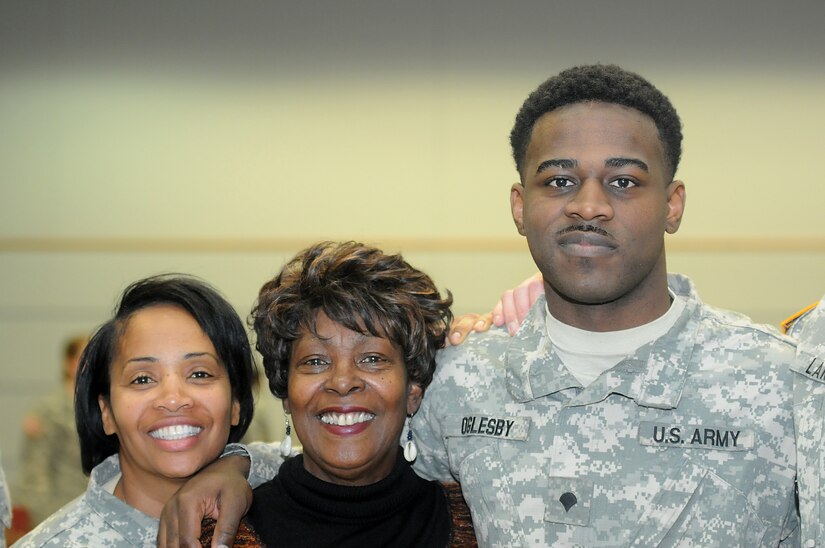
[279,414,292,458]
[403,414,418,462]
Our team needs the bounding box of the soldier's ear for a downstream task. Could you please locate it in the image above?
[99,395,117,436]
[665,180,685,234]
[231,398,240,427]
[511,183,527,236]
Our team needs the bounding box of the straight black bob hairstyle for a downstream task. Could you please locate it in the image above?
[75,274,255,474]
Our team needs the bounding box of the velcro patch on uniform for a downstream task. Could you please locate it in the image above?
[444,414,529,440]
[544,476,592,526]
[791,355,825,385]
[638,422,754,451]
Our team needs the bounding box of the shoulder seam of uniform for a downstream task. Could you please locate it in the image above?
[700,306,796,348]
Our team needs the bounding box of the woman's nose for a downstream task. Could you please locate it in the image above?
[154,375,194,412]
[325,362,366,396]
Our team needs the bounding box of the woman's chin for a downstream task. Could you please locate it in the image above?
[154,457,211,481]
[305,450,398,486]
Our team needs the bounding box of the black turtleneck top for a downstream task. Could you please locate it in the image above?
[246,449,451,548]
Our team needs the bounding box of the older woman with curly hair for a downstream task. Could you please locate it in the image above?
[198,241,476,547]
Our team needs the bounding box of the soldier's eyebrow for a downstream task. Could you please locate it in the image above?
[126,356,157,364]
[536,158,576,174]
[125,352,217,364]
[605,157,648,172]
[183,352,218,361]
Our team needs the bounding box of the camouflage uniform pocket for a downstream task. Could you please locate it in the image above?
[449,440,525,547]
[629,456,766,547]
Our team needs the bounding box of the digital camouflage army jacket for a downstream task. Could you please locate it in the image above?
[12,455,158,547]
[414,274,819,547]
[13,444,277,547]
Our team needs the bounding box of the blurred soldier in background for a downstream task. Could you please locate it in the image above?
[11,336,89,527]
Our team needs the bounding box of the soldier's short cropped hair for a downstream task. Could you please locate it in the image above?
[251,241,453,399]
[510,64,683,179]
[75,274,255,474]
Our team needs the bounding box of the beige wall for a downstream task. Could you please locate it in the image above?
[1,1,824,485]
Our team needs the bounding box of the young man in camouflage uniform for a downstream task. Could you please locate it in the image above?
[11,337,89,527]
[159,65,824,547]
[410,64,822,546]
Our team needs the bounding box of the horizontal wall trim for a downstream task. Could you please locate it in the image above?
[0,236,823,254]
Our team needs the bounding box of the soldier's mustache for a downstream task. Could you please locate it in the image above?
[557,224,611,238]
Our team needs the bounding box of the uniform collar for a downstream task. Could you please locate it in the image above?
[505,296,578,402]
[87,454,159,545]
[505,274,700,409]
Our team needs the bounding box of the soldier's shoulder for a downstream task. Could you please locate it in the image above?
[697,301,797,352]
[426,327,513,406]
[782,300,821,335]
[12,498,91,547]
[435,326,510,373]
[15,515,135,547]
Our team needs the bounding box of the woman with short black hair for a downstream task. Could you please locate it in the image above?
[16,274,256,547]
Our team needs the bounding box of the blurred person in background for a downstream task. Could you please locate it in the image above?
[11,336,89,527]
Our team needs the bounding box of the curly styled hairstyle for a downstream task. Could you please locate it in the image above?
[251,241,454,399]
[75,274,255,474]
[510,64,683,180]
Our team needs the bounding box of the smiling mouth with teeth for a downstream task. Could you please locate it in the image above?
[149,424,203,441]
[319,412,376,426]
